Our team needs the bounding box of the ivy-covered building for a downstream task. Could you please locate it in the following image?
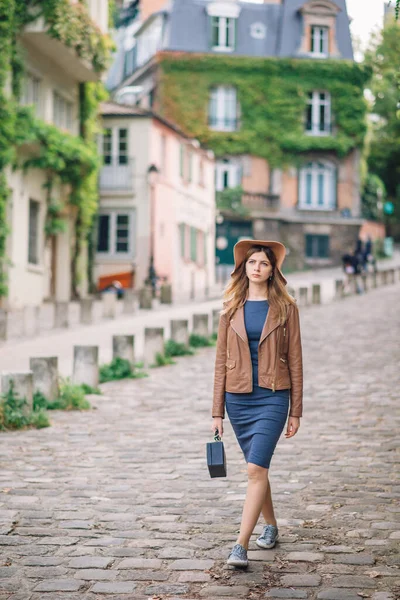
[111,0,369,273]
[0,0,111,309]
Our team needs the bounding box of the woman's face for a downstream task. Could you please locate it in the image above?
[245,251,273,284]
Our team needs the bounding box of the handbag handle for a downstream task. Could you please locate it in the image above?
[214,428,222,442]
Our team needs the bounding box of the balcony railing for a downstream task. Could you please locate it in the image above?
[208,117,239,132]
[99,158,134,191]
[241,192,280,212]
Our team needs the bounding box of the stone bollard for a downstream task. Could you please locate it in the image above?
[1,372,33,412]
[29,357,59,402]
[299,287,309,306]
[287,286,296,299]
[139,287,152,310]
[335,279,344,300]
[0,309,8,341]
[80,298,94,325]
[192,314,209,337]
[212,309,221,336]
[311,284,321,305]
[361,273,368,293]
[388,268,395,284]
[113,335,135,365]
[23,305,40,337]
[170,320,189,347]
[54,301,69,328]
[123,289,136,315]
[160,284,173,304]
[370,272,377,289]
[143,328,164,368]
[102,291,117,319]
[72,346,99,388]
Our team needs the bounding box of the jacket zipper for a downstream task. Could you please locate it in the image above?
[272,326,280,392]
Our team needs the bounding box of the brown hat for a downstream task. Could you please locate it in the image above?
[232,239,287,285]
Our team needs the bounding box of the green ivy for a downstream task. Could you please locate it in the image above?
[158,54,371,167]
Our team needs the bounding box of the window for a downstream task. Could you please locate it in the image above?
[118,129,128,165]
[103,128,112,165]
[96,210,135,257]
[216,160,241,191]
[53,91,73,131]
[190,227,197,262]
[28,199,40,265]
[20,72,41,115]
[137,17,163,67]
[101,128,129,165]
[299,161,336,210]
[306,91,331,135]
[179,223,185,258]
[311,26,329,56]
[305,234,330,258]
[211,16,235,51]
[209,86,238,132]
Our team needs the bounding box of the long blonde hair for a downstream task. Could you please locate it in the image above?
[221,245,295,324]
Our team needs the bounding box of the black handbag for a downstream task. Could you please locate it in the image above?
[207,429,227,478]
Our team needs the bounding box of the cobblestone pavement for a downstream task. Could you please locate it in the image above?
[0,284,399,600]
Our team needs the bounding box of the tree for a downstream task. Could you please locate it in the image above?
[364,23,400,237]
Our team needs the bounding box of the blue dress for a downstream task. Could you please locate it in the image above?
[225,300,289,469]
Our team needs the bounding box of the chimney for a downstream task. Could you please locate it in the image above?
[141,0,168,21]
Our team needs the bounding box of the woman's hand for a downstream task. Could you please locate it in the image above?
[285,416,300,438]
[211,417,224,438]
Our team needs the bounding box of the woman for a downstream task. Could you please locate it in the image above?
[211,239,303,569]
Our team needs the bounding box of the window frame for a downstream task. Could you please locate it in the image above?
[96,209,135,259]
[306,91,331,136]
[52,90,74,132]
[298,161,336,211]
[305,234,330,259]
[209,86,239,132]
[215,160,241,191]
[28,199,40,266]
[310,25,329,57]
[101,127,130,166]
[20,71,42,116]
[211,16,236,52]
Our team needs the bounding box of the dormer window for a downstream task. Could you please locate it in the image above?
[212,16,236,51]
[311,25,328,56]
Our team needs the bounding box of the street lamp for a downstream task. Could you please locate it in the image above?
[146,164,160,298]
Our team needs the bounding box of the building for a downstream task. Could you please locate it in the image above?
[96,102,216,302]
[2,1,110,309]
[109,0,370,274]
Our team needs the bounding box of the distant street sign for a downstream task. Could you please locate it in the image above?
[383,201,394,215]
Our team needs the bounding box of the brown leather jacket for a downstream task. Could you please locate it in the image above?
[212,301,303,419]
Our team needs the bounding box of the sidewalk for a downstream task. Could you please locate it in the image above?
[0,283,398,599]
[0,250,399,377]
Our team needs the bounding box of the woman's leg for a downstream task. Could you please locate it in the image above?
[260,478,277,526]
[236,462,269,550]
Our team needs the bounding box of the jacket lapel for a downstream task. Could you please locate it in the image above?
[230,305,248,344]
[259,304,280,346]
[230,302,281,346]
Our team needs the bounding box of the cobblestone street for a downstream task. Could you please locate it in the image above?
[0,284,399,600]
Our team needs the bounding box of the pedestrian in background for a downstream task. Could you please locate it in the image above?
[211,240,303,569]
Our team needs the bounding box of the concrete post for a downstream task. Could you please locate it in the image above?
[311,284,321,305]
[0,309,8,341]
[23,306,40,337]
[102,291,117,319]
[335,279,344,300]
[212,309,221,336]
[139,287,152,310]
[192,314,209,337]
[361,273,368,292]
[143,327,164,368]
[381,270,388,285]
[29,357,59,402]
[160,284,173,304]
[1,372,33,411]
[72,345,99,388]
[389,268,395,284]
[112,335,135,365]
[123,289,136,315]
[299,287,309,306]
[80,298,94,325]
[54,301,69,328]
[170,320,189,347]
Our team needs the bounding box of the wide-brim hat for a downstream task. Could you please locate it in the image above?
[231,239,287,285]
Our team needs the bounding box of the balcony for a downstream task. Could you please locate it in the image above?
[99,158,135,192]
[242,192,280,212]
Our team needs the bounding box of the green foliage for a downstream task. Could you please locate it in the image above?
[80,383,101,395]
[55,381,91,410]
[164,339,195,357]
[159,54,370,166]
[189,333,216,348]
[150,352,176,368]
[0,382,50,431]
[216,186,250,217]
[361,174,386,221]
[99,357,148,382]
